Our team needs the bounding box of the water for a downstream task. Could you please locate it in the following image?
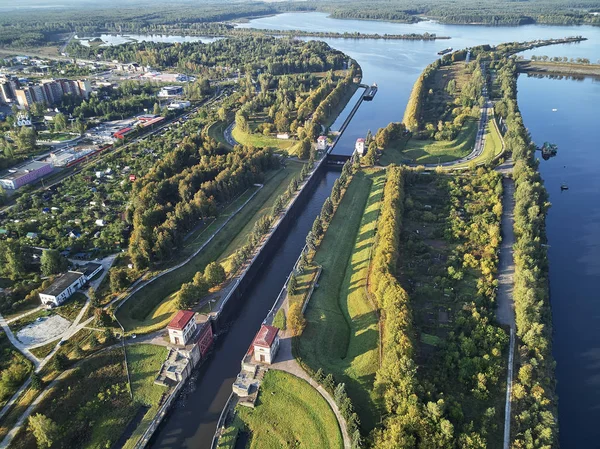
[150,171,340,448]
[75,33,218,47]
[517,74,600,447]
[151,13,600,448]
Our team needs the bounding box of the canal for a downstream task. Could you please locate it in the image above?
[151,12,600,448]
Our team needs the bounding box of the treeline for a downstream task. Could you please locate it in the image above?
[128,137,279,269]
[66,37,347,77]
[494,56,557,447]
[368,166,424,446]
[402,59,441,132]
[262,30,446,41]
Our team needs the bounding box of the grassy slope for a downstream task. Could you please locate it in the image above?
[206,120,233,150]
[117,161,304,334]
[236,370,343,449]
[296,170,383,430]
[121,344,169,449]
[380,119,478,165]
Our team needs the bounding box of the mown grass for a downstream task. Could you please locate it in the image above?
[121,344,169,449]
[117,162,304,334]
[445,117,504,170]
[295,170,383,431]
[231,125,297,153]
[236,370,343,449]
[380,119,478,165]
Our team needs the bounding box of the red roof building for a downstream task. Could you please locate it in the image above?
[249,324,280,364]
[168,310,196,330]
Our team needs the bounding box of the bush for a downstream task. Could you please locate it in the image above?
[273,309,286,330]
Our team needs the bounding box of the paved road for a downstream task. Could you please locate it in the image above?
[223,121,238,147]
[497,177,516,328]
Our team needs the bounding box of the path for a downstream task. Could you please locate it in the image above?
[271,334,352,449]
[224,121,238,147]
[5,307,43,325]
[497,173,517,449]
[0,314,38,366]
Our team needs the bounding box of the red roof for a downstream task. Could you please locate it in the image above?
[356,138,365,142]
[167,310,195,330]
[252,324,279,348]
[317,136,327,140]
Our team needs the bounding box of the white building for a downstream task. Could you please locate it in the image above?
[250,324,280,364]
[355,138,366,156]
[167,100,191,110]
[167,310,197,346]
[317,135,327,151]
[39,262,103,307]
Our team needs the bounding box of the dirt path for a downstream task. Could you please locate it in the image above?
[271,333,352,449]
[497,176,516,328]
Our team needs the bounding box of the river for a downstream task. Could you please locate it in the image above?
[151,12,600,448]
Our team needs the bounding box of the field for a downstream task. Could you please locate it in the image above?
[380,119,478,165]
[8,344,166,449]
[295,170,383,430]
[116,161,304,334]
[235,370,343,449]
[231,124,297,153]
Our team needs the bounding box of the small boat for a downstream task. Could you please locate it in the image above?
[363,83,378,101]
[552,108,558,112]
[560,183,569,191]
[437,47,453,55]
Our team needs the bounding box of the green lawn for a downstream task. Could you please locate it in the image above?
[231,125,297,153]
[295,170,383,431]
[380,119,478,165]
[236,370,343,449]
[54,292,87,321]
[443,118,505,170]
[122,344,169,449]
[117,162,304,334]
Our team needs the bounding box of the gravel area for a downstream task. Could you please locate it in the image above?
[16,314,71,347]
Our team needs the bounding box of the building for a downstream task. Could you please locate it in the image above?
[158,85,183,98]
[317,135,327,151]
[0,161,53,190]
[355,138,366,156]
[38,263,103,307]
[167,100,191,110]
[249,324,280,364]
[15,78,91,108]
[155,311,214,386]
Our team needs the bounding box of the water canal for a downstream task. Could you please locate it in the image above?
[151,13,600,448]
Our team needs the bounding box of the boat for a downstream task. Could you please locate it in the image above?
[561,183,569,191]
[437,47,453,55]
[539,142,558,159]
[552,108,558,112]
[363,83,378,101]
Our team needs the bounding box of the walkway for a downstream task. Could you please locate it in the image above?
[271,333,352,449]
[496,172,517,449]
[224,121,238,147]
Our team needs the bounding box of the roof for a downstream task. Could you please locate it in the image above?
[167,310,195,330]
[252,324,279,348]
[0,161,52,181]
[41,271,85,297]
[317,135,327,140]
[80,262,102,277]
[356,138,365,142]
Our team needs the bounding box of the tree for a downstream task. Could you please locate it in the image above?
[94,308,112,327]
[273,309,286,330]
[311,215,323,239]
[40,249,67,276]
[73,118,86,136]
[176,282,200,309]
[30,373,42,391]
[14,126,36,153]
[88,287,99,307]
[0,185,5,206]
[51,353,67,371]
[28,414,58,448]
[109,268,128,293]
[306,231,317,251]
[204,262,226,287]
[287,273,298,295]
[298,137,311,160]
[321,198,334,222]
[53,112,67,131]
[0,241,25,280]
[287,302,305,335]
[153,102,161,115]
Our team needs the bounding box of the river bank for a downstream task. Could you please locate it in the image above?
[518,60,600,77]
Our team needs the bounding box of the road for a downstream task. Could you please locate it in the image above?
[223,121,238,147]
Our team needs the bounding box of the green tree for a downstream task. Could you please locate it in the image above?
[311,215,323,239]
[298,137,311,160]
[153,102,161,115]
[53,112,67,131]
[109,268,128,293]
[287,273,298,295]
[14,126,36,153]
[51,353,67,371]
[30,373,42,391]
[273,309,286,330]
[40,249,67,276]
[287,301,305,335]
[176,282,200,309]
[28,414,59,449]
[204,262,226,287]
[321,197,334,223]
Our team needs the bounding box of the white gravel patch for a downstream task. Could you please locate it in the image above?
[16,314,72,347]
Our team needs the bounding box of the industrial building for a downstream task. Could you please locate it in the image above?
[0,161,54,190]
[158,85,183,98]
[38,262,102,307]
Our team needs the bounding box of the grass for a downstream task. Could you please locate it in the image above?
[216,414,245,449]
[54,292,87,321]
[322,83,359,129]
[295,170,383,431]
[444,117,504,170]
[117,162,304,334]
[29,339,59,359]
[380,119,479,166]
[121,344,169,449]
[236,370,343,449]
[8,309,53,334]
[206,120,233,150]
[231,125,297,153]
